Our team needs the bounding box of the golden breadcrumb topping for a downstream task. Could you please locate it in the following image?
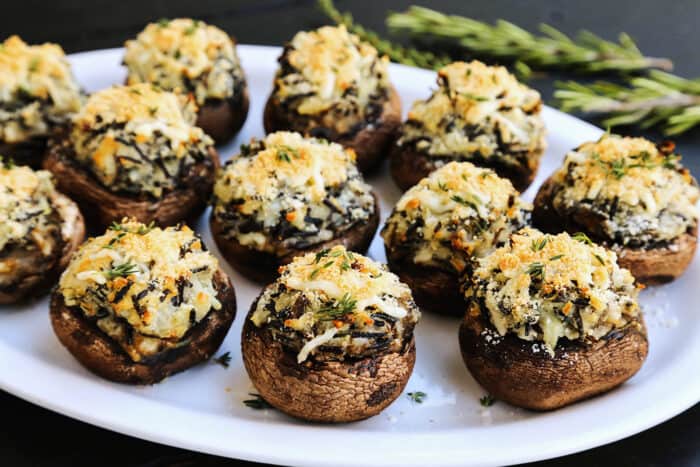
[124,18,245,105]
[213,131,374,255]
[382,162,530,273]
[59,220,221,361]
[69,84,213,198]
[0,36,82,143]
[550,134,699,246]
[465,228,640,355]
[251,245,420,362]
[398,61,545,167]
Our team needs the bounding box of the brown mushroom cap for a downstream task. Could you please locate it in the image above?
[50,268,236,384]
[195,87,250,145]
[263,86,402,174]
[210,192,380,283]
[458,307,648,411]
[389,143,539,193]
[0,191,85,304]
[241,292,416,422]
[43,139,219,229]
[533,175,698,284]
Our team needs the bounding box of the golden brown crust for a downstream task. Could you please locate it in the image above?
[241,293,416,422]
[210,193,380,283]
[458,308,648,411]
[43,139,218,229]
[195,87,249,145]
[533,176,698,284]
[49,268,236,384]
[389,144,538,193]
[263,86,401,174]
[0,191,85,304]
[385,253,464,316]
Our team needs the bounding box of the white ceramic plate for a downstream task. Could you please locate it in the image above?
[1,46,698,467]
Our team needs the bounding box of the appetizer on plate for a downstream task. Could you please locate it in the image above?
[210,131,378,282]
[0,36,82,167]
[533,134,699,284]
[51,220,236,384]
[382,161,531,315]
[124,18,249,144]
[459,228,648,410]
[44,83,218,228]
[242,245,420,422]
[0,161,84,304]
[263,25,401,173]
[390,61,546,192]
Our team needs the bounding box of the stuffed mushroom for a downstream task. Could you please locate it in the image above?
[263,25,401,173]
[51,219,236,384]
[242,245,420,422]
[533,134,699,284]
[210,131,379,282]
[0,36,83,167]
[44,83,218,228]
[390,61,546,192]
[382,161,530,315]
[0,161,84,304]
[124,18,249,144]
[459,227,648,410]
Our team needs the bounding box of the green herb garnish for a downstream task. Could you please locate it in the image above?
[157,18,170,27]
[105,262,139,279]
[451,194,480,211]
[549,254,565,261]
[137,221,156,235]
[316,293,357,320]
[407,391,427,403]
[531,236,549,252]
[213,351,232,368]
[480,394,495,407]
[593,253,606,265]
[243,393,272,410]
[526,262,545,280]
[572,232,593,245]
[184,19,201,35]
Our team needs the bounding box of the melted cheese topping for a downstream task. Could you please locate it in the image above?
[59,220,221,361]
[273,25,389,132]
[550,134,700,246]
[0,36,82,143]
[464,227,640,355]
[382,162,530,272]
[69,84,213,198]
[398,61,545,167]
[124,18,245,105]
[0,163,57,255]
[213,131,374,255]
[251,245,420,362]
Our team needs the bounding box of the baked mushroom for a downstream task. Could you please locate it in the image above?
[390,61,546,192]
[44,83,218,228]
[533,134,699,284]
[459,227,648,410]
[210,131,379,282]
[0,36,82,168]
[124,18,249,144]
[0,161,84,304]
[263,25,401,173]
[51,219,236,384]
[382,161,530,315]
[242,245,420,422]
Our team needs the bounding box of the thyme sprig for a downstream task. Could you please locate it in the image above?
[213,351,232,368]
[386,6,673,74]
[480,394,496,407]
[318,0,449,70]
[555,71,700,135]
[105,262,139,279]
[407,391,427,403]
[315,293,357,321]
[243,393,272,410]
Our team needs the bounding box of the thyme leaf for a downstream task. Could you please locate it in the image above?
[213,351,232,368]
[407,391,427,403]
[243,393,272,410]
[480,394,496,407]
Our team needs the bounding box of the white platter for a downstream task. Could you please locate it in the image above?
[1,45,698,467]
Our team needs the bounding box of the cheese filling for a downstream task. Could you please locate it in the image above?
[464,227,641,355]
[272,25,390,135]
[250,245,420,362]
[550,135,700,247]
[124,18,245,106]
[398,61,545,169]
[212,131,375,256]
[59,220,222,362]
[68,84,213,198]
[382,162,531,273]
[0,36,82,144]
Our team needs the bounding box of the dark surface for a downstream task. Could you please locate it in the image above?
[1,1,699,466]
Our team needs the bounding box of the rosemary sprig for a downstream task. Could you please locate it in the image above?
[318,0,449,70]
[386,6,672,74]
[555,71,700,135]
[480,394,496,407]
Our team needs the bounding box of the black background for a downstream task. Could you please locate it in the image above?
[2,1,699,466]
